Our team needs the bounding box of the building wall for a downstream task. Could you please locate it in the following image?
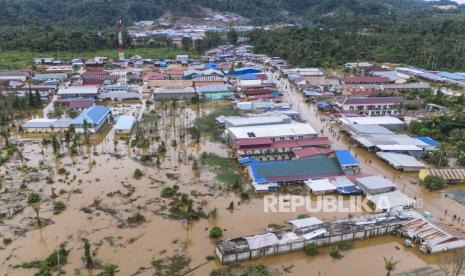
[154,92,197,101]
[202,91,234,100]
[217,224,400,264]
[194,81,225,86]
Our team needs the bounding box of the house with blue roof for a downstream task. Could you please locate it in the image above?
[71,105,112,134]
[231,67,262,76]
[205,62,219,70]
[239,73,259,80]
[335,150,360,175]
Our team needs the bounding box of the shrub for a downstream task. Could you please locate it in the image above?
[53,201,66,214]
[209,226,223,238]
[27,193,41,204]
[424,175,446,191]
[133,169,143,179]
[304,243,319,256]
[337,241,353,251]
[127,213,146,225]
[330,248,343,259]
[161,186,179,198]
[57,168,67,175]
[3,237,12,245]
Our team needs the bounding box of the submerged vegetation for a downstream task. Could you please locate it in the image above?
[200,152,242,188]
[190,105,239,142]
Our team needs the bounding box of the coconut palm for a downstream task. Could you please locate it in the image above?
[384,256,399,276]
[100,264,119,276]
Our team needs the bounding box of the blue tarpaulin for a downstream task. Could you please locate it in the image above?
[417,137,439,147]
[205,62,219,69]
[335,150,359,166]
[238,157,259,165]
[239,73,259,80]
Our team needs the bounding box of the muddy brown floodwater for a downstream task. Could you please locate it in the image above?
[1,77,465,276]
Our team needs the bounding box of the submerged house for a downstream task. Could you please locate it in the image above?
[71,105,112,134]
[113,115,136,134]
[21,118,72,133]
[196,84,234,100]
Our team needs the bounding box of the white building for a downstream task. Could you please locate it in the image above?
[226,122,317,141]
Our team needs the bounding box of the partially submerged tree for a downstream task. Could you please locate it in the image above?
[383,256,400,276]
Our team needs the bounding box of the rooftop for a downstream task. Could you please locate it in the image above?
[153,87,196,94]
[367,190,415,210]
[22,118,72,129]
[335,150,359,166]
[224,114,291,128]
[72,105,111,125]
[58,86,98,95]
[228,122,317,139]
[341,76,391,84]
[304,178,336,192]
[293,147,333,158]
[337,97,404,105]
[196,84,232,93]
[339,116,404,126]
[114,115,136,130]
[249,156,344,183]
[356,175,396,193]
[376,152,425,169]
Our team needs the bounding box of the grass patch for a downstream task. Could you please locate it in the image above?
[200,152,242,188]
[190,104,239,142]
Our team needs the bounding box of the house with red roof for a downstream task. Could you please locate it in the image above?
[334,96,404,116]
[167,69,184,80]
[142,72,165,81]
[233,137,331,161]
[340,76,393,84]
[81,70,111,86]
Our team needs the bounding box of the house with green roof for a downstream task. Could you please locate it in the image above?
[248,155,345,189]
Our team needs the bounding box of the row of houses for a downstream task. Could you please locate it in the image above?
[337,114,438,171]
[21,105,135,135]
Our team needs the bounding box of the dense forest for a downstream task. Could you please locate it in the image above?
[248,14,465,71]
[0,0,451,27]
[1,0,465,70]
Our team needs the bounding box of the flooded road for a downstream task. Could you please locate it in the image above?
[1,80,464,276]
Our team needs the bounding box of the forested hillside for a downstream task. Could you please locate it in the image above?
[249,13,465,71]
[1,0,464,70]
[0,0,449,27]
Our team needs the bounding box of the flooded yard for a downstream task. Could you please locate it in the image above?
[1,89,465,275]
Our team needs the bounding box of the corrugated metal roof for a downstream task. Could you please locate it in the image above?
[335,150,359,166]
[337,96,403,105]
[114,115,136,130]
[376,152,425,169]
[356,175,396,191]
[72,105,111,125]
[427,169,465,180]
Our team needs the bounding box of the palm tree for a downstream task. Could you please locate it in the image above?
[32,205,41,227]
[384,256,399,276]
[0,127,9,145]
[83,119,90,145]
[100,264,119,276]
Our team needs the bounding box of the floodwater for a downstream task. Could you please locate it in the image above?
[1,74,465,276]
